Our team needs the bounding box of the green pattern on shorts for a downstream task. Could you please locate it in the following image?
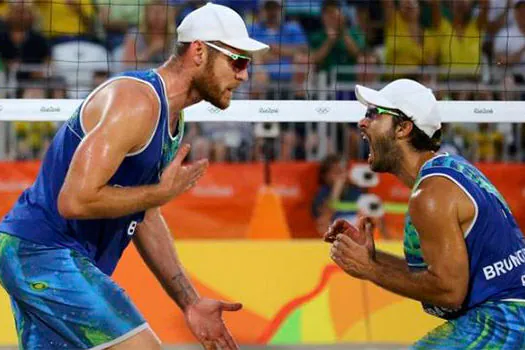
[80,326,113,346]
[412,302,525,349]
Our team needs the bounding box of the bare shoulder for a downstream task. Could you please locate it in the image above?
[82,78,160,135]
[409,176,475,232]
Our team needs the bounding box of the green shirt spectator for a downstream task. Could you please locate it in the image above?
[309,15,365,82]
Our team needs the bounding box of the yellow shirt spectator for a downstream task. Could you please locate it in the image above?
[0,2,8,18]
[35,0,96,38]
[385,11,440,68]
[437,18,483,78]
[473,127,503,162]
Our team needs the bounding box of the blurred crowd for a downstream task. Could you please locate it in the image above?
[0,0,524,162]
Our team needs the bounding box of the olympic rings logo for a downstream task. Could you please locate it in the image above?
[207,106,222,114]
[315,107,330,114]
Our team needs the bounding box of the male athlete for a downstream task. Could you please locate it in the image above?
[325,79,525,348]
[0,3,268,349]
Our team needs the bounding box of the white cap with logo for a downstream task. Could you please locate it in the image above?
[355,79,441,138]
[177,2,269,53]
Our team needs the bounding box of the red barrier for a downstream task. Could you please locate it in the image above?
[0,161,523,239]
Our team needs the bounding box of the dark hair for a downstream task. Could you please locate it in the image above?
[173,42,191,58]
[319,154,342,185]
[321,0,341,12]
[392,113,442,152]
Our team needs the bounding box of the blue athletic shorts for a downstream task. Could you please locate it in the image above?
[412,300,525,349]
[0,232,148,349]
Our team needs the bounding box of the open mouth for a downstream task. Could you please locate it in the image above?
[361,132,373,164]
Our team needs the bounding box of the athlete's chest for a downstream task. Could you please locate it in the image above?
[159,115,185,172]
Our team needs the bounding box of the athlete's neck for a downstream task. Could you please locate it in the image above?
[156,58,203,112]
[156,58,205,135]
[394,149,436,189]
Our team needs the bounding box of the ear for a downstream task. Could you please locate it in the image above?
[395,120,413,139]
[190,41,206,67]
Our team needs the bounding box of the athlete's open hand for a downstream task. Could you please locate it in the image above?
[185,298,243,350]
[158,144,208,202]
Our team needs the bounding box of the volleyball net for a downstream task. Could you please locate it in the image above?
[0,0,523,162]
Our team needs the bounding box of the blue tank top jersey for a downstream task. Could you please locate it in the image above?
[0,69,185,275]
[404,154,525,319]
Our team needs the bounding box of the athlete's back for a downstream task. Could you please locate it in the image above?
[404,153,525,319]
[0,69,184,275]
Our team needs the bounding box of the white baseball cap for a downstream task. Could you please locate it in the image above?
[177,2,269,53]
[355,79,441,138]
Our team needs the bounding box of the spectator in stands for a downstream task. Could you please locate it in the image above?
[37,0,102,44]
[120,0,176,70]
[48,76,68,99]
[211,0,258,19]
[312,154,390,238]
[312,154,363,235]
[436,0,489,80]
[281,0,324,32]
[493,0,525,83]
[0,1,50,81]
[439,123,465,156]
[250,0,309,161]
[36,0,107,97]
[382,0,441,76]
[12,82,57,160]
[95,0,149,54]
[309,0,365,86]
[356,50,382,86]
[348,0,383,48]
[187,122,254,162]
[91,70,109,90]
[249,0,309,98]
[473,122,504,162]
[486,0,514,53]
[0,0,9,19]
[171,0,206,25]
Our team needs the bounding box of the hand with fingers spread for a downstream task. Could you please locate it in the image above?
[184,298,242,350]
[158,144,209,202]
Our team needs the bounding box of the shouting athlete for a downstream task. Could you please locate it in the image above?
[326,79,525,349]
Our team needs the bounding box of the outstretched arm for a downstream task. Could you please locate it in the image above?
[134,207,199,309]
[134,208,242,350]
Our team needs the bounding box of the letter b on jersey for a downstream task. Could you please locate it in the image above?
[127,221,138,236]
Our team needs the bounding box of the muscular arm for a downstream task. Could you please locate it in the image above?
[367,177,471,309]
[58,80,170,219]
[133,208,199,310]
